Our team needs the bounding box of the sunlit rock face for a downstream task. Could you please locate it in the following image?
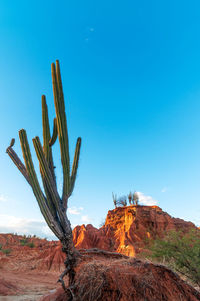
[0,206,196,275]
[73,205,196,256]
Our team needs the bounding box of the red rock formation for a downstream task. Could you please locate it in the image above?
[73,205,196,256]
[35,244,65,271]
[0,234,63,272]
[0,206,198,299]
[0,277,21,296]
[0,206,196,273]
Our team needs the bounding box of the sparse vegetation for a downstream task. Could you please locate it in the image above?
[112,191,140,207]
[20,239,35,248]
[27,242,35,248]
[6,60,81,293]
[116,196,127,207]
[133,191,139,205]
[145,229,200,287]
[1,248,11,255]
[20,238,28,246]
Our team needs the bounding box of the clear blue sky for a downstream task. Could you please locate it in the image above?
[0,0,200,239]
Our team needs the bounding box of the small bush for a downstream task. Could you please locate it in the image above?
[0,244,2,250]
[145,229,200,287]
[1,249,11,255]
[20,239,28,246]
[27,242,35,248]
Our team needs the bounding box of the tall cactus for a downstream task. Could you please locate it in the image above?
[6,60,81,291]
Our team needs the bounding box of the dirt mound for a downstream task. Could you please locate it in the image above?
[73,205,196,256]
[40,250,200,301]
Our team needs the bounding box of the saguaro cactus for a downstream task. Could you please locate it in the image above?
[6,60,81,292]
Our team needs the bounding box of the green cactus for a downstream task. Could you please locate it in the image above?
[6,60,81,290]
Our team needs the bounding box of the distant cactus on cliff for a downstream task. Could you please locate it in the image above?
[6,60,81,290]
[116,196,127,207]
[133,191,139,205]
[113,191,139,207]
[112,192,117,208]
[128,192,134,205]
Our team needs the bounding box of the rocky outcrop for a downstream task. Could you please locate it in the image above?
[0,234,63,272]
[0,206,196,273]
[35,244,65,271]
[0,206,198,299]
[73,205,196,256]
[0,277,21,296]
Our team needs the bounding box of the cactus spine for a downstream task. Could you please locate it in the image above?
[6,60,81,290]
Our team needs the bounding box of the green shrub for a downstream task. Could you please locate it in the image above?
[20,239,28,246]
[1,249,11,255]
[146,229,200,287]
[27,242,35,248]
[0,244,2,250]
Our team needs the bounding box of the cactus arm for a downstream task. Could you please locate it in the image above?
[41,98,57,219]
[10,138,15,147]
[51,62,70,201]
[41,95,57,216]
[6,140,31,185]
[19,129,63,239]
[68,137,81,202]
[49,118,58,147]
[42,95,56,184]
[32,136,72,233]
[42,95,50,162]
[33,136,61,207]
[55,60,64,105]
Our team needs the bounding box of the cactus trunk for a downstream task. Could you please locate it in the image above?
[6,60,81,294]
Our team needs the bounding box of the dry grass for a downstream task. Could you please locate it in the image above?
[74,260,109,301]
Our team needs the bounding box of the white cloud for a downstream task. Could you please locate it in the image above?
[68,207,84,215]
[137,192,158,206]
[81,215,91,224]
[0,214,56,240]
[0,194,8,202]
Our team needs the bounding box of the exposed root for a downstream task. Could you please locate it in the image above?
[57,248,81,299]
[58,248,129,300]
[58,266,70,291]
[79,248,129,259]
[66,286,76,300]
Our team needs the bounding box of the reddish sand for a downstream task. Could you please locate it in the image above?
[0,270,60,300]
